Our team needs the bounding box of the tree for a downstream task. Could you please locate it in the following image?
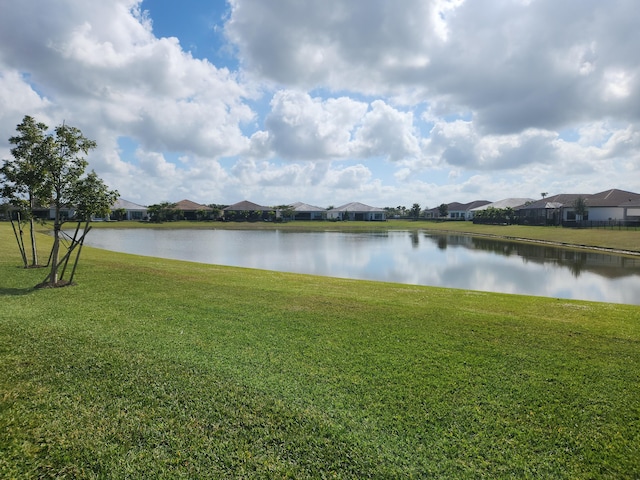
[572,196,588,222]
[112,207,127,221]
[410,203,421,220]
[438,203,449,218]
[207,204,224,221]
[0,115,49,267]
[541,192,548,199]
[147,202,180,222]
[274,204,295,222]
[37,122,117,287]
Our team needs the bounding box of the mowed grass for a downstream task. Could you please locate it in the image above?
[1,223,639,478]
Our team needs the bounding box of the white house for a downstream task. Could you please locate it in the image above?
[469,198,534,218]
[327,202,386,221]
[579,189,640,221]
[289,202,326,220]
[111,198,148,220]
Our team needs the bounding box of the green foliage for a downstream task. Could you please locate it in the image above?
[73,171,119,221]
[2,115,117,283]
[1,223,639,477]
[473,206,517,224]
[275,204,295,221]
[0,115,49,212]
[410,202,421,219]
[147,202,181,222]
[111,208,128,221]
[1,116,51,266]
[573,196,589,220]
[438,203,449,217]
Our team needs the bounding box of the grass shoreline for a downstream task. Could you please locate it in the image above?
[2,222,639,477]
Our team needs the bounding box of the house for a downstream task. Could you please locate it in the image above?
[580,189,640,222]
[450,200,491,220]
[469,198,534,219]
[424,200,491,220]
[516,194,589,225]
[622,198,640,222]
[470,198,534,213]
[289,202,326,221]
[517,189,640,225]
[110,198,148,221]
[223,200,272,221]
[327,202,386,221]
[174,199,213,221]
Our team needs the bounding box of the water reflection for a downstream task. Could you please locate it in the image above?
[426,234,640,279]
[81,229,640,305]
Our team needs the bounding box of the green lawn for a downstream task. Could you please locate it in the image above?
[1,222,639,478]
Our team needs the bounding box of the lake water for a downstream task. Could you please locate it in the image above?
[81,228,640,305]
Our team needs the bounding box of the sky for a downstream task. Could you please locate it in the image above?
[1,0,639,209]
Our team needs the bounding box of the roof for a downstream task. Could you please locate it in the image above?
[471,198,534,211]
[112,198,147,210]
[588,189,640,207]
[517,190,640,210]
[517,194,589,210]
[442,200,492,211]
[329,202,384,212]
[175,199,211,211]
[290,202,325,212]
[224,200,270,211]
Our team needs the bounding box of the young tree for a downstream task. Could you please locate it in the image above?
[438,203,449,218]
[147,202,180,222]
[572,196,588,222]
[37,122,117,287]
[410,203,421,220]
[0,115,49,267]
[274,204,295,221]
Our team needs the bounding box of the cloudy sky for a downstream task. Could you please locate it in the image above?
[1,0,639,208]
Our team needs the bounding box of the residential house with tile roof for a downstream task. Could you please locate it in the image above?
[174,199,213,220]
[223,200,272,221]
[424,200,491,220]
[327,202,386,221]
[516,193,589,225]
[581,189,640,222]
[517,189,640,225]
[289,202,326,220]
[110,198,148,221]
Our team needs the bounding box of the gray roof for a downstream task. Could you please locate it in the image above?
[518,194,589,210]
[329,202,384,212]
[290,202,325,212]
[518,189,640,210]
[175,199,211,211]
[471,198,534,211]
[224,200,269,211]
[113,198,147,210]
[588,189,640,207]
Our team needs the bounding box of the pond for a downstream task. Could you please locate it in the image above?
[79,228,640,305]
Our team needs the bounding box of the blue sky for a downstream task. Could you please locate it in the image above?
[1,0,639,208]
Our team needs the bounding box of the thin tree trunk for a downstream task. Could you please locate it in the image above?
[10,216,28,267]
[49,221,61,285]
[59,222,81,280]
[68,222,91,284]
[29,217,38,266]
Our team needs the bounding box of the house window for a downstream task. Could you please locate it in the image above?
[567,210,589,221]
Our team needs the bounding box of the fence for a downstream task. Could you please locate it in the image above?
[562,220,640,230]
